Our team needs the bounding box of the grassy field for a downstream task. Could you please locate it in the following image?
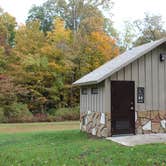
[0,122,165,166]
[0,121,79,133]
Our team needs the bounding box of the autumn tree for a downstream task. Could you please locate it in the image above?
[0,3,119,118]
[86,31,118,71]
[26,0,113,33]
[0,9,17,74]
[13,21,48,113]
[26,0,118,75]
[118,21,136,52]
[0,75,31,122]
[0,9,16,54]
[42,18,74,107]
[133,13,166,46]
[13,18,74,112]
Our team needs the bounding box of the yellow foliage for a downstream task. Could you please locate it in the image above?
[15,21,45,57]
[47,18,71,43]
[48,62,60,70]
[80,31,119,72]
[90,31,119,61]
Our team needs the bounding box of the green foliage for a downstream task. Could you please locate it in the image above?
[0,103,33,123]
[49,107,80,121]
[0,2,117,122]
[133,13,166,46]
[0,130,165,165]
[0,11,17,52]
[27,0,113,33]
[0,52,7,73]
[2,103,33,122]
[118,21,136,52]
[13,7,119,115]
[0,2,166,124]
[119,13,166,49]
[0,108,5,122]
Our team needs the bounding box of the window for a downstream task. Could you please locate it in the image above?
[81,88,87,95]
[91,87,98,94]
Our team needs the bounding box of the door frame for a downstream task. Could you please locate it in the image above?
[110,80,135,136]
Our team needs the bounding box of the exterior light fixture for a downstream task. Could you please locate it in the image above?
[160,53,166,62]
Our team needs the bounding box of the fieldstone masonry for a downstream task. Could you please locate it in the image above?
[136,110,166,134]
[80,111,111,137]
[80,110,166,137]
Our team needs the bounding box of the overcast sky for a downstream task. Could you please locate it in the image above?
[0,0,166,30]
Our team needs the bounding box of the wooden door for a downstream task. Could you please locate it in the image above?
[111,81,135,135]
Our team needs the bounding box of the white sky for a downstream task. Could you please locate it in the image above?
[112,0,166,30]
[0,0,166,30]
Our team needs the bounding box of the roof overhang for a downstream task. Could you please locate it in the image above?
[73,38,166,86]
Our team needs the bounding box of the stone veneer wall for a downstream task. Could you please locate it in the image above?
[136,110,166,134]
[80,110,166,137]
[80,111,111,137]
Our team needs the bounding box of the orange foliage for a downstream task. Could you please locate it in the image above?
[90,31,119,61]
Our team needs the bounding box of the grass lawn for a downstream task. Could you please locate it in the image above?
[0,122,165,166]
[0,121,79,133]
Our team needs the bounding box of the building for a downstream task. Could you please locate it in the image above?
[73,38,166,137]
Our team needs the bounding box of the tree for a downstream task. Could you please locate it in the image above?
[13,19,74,112]
[26,0,118,76]
[104,18,118,38]
[44,18,72,73]
[26,0,113,33]
[118,21,136,52]
[0,9,17,74]
[0,4,119,116]
[13,21,47,113]
[133,13,166,46]
[81,31,118,72]
[14,21,45,56]
[0,10,17,53]
[0,75,30,122]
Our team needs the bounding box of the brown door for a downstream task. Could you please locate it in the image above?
[111,81,135,135]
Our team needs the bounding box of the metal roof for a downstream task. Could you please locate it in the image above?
[73,38,166,86]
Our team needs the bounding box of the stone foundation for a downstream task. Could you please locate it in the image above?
[80,111,111,137]
[80,110,166,137]
[136,110,166,134]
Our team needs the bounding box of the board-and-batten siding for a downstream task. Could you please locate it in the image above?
[80,85,105,113]
[110,44,166,111]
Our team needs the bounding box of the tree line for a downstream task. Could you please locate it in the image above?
[0,0,166,122]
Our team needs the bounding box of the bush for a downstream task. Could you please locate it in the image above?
[0,105,79,123]
[0,108,5,122]
[3,103,33,123]
[50,107,80,121]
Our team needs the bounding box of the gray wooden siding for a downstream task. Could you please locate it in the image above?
[80,85,105,113]
[110,44,166,111]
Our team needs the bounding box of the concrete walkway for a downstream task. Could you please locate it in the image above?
[106,133,166,146]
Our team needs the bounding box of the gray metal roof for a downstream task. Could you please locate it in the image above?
[73,38,166,86]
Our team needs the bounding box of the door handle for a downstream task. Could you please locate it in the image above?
[130,106,134,110]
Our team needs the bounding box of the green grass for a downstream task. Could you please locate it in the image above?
[0,122,165,166]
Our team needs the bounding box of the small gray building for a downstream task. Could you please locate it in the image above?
[73,38,166,137]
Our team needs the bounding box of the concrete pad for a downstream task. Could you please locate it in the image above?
[106,134,166,146]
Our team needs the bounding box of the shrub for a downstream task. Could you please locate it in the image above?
[52,107,80,121]
[3,103,33,123]
[0,108,5,122]
[0,106,79,123]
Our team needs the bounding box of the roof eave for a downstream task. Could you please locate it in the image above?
[89,38,166,84]
[72,80,98,86]
[73,38,166,86]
